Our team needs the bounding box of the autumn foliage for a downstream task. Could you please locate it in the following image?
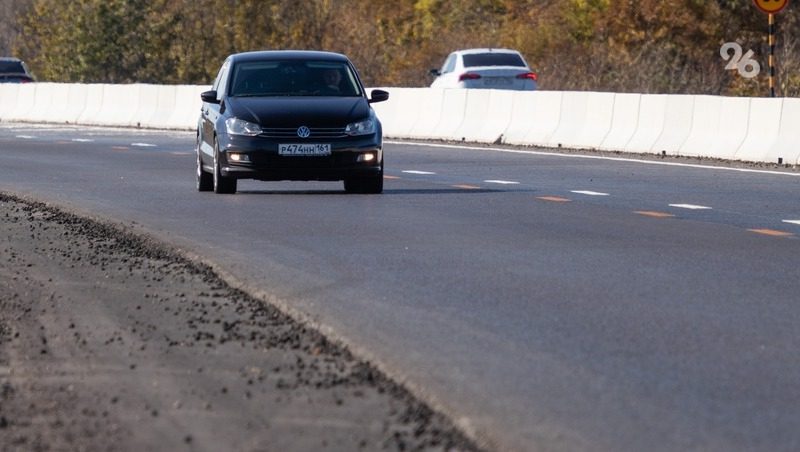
[4,0,799,96]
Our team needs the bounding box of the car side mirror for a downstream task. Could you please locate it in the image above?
[429,69,441,77]
[369,89,389,103]
[200,90,219,104]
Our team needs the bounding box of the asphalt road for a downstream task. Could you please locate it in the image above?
[1,123,799,451]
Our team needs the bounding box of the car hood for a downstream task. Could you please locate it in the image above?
[226,96,370,128]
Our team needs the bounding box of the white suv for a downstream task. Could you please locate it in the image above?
[429,48,537,91]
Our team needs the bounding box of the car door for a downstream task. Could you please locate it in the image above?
[201,59,230,156]
[431,53,458,88]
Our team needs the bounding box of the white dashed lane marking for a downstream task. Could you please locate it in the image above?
[484,180,520,185]
[131,143,157,147]
[571,190,609,196]
[402,170,436,175]
[72,138,94,142]
[669,204,712,210]
[15,135,35,139]
[783,220,800,226]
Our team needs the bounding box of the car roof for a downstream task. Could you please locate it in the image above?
[453,48,522,55]
[0,57,24,62]
[228,50,350,64]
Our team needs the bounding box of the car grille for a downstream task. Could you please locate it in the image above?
[260,127,347,138]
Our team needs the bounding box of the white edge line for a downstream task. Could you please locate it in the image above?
[571,190,609,196]
[783,220,800,225]
[386,141,800,178]
[669,204,713,210]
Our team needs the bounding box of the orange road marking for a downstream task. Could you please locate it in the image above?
[453,184,481,190]
[634,211,675,218]
[112,146,128,151]
[537,196,571,202]
[748,228,795,237]
[383,175,400,180]
[56,140,69,144]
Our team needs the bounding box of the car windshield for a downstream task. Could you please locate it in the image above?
[229,60,362,97]
[463,53,526,68]
[0,60,25,73]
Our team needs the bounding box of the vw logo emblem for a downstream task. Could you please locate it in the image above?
[296,126,311,138]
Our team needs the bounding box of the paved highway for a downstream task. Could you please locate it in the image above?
[1,123,799,451]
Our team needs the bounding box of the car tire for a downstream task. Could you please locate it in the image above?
[344,165,383,194]
[213,139,237,194]
[196,134,213,192]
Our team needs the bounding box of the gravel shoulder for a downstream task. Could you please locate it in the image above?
[0,193,481,452]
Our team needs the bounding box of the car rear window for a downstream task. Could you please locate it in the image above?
[463,53,526,68]
[0,61,25,73]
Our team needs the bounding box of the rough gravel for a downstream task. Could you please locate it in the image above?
[0,192,482,452]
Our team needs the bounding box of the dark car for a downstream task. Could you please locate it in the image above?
[197,50,389,194]
[0,57,34,83]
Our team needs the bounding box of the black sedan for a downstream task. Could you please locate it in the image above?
[197,50,389,194]
[0,57,35,83]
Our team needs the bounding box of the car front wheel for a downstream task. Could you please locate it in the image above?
[196,134,213,192]
[344,164,383,194]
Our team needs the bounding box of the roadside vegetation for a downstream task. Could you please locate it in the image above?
[1,0,799,96]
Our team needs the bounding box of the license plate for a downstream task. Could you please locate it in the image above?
[484,77,512,86]
[278,143,331,156]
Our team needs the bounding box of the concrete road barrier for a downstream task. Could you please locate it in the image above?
[25,82,57,123]
[625,94,668,155]
[428,89,468,140]
[547,91,590,148]
[408,88,445,139]
[369,87,399,136]
[568,91,616,150]
[475,89,515,144]
[7,83,36,121]
[651,95,695,156]
[1,83,796,165]
[130,84,162,128]
[768,98,800,165]
[502,91,562,146]
[165,85,208,130]
[735,98,782,163]
[453,89,513,143]
[598,93,641,151]
[0,84,20,118]
[679,95,722,158]
[59,84,91,124]
[99,84,141,127]
[77,84,106,125]
[381,88,428,139]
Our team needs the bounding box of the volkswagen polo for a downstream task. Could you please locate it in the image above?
[197,51,388,194]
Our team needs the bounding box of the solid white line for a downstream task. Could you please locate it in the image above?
[402,170,436,175]
[669,204,712,210]
[783,220,800,225]
[15,135,35,139]
[131,143,157,147]
[484,180,520,185]
[71,138,94,142]
[385,141,800,178]
[571,190,609,196]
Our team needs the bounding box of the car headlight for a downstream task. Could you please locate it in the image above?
[345,118,376,136]
[225,117,262,136]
